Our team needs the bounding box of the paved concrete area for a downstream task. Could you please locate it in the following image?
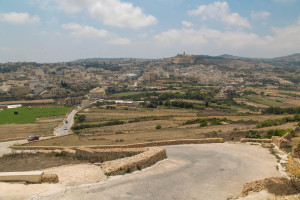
[25,143,280,200]
[0,164,107,200]
[0,139,27,156]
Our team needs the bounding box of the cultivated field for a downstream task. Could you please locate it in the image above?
[0,116,64,140]
[24,106,299,147]
[0,106,70,140]
[0,106,70,124]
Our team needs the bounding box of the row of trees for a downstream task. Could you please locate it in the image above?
[263,106,300,114]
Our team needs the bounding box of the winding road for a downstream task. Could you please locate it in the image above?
[37,143,279,200]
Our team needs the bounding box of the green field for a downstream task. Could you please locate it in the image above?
[112,91,144,97]
[245,96,283,107]
[0,107,70,124]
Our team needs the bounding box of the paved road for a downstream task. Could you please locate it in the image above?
[0,139,27,156]
[38,143,279,200]
[56,108,80,136]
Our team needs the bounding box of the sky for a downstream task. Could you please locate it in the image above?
[0,0,300,63]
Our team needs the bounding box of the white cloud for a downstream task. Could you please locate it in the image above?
[51,0,157,28]
[107,37,131,45]
[55,0,93,13]
[181,21,193,28]
[62,23,110,38]
[0,12,40,24]
[154,19,300,57]
[188,1,251,28]
[0,46,9,52]
[154,28,261,48]
[62,23,130,45]
[251,11,270,20]
[88,0,157,28]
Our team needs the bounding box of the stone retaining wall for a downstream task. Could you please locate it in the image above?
[76,147,147,163]
[271,136,290,148]
[240,138,272,143]
[87,138,224,149]
[11,138,224,150]
[287,154,300,178]
[101,147,167,176]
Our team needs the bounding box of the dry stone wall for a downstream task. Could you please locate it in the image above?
[240,138,271,143]
[86,138,224,149]
[271,136,290,148]
[288,154,300,178]
[100,147,167,176]
[76,147,147,163]
[11,138,224,150]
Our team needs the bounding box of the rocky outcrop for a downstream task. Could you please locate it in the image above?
[41,174,59,183]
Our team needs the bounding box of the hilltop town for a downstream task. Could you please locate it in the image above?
[0,53,299,106]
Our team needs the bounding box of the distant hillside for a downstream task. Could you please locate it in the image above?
[269,53,300,63]
[217,54,254,60]
[72,57,160,62]
[73,58,132,62]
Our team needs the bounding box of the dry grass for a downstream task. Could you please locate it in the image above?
[0,115,63,140]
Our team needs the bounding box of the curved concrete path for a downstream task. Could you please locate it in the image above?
[30,143,280,200]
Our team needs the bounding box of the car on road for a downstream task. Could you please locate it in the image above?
[27,136,39,141]
[65,120,68,124]
[63,126,68,130]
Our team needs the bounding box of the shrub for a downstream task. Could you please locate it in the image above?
[74,114,86,123]
[246,130,261,138]
[14,111,18,115]
[156,124,162,129]
[263,129,294,139]
[200,121,208,127]
[210,120,222,126]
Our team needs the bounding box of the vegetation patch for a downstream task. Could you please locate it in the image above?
[245,96,283,107]
[263,106,300,114]
[256,114,300,128]
[183,117,232,126]
[264,128,294,139]
[0,107,70,124]
[245,130,261,138]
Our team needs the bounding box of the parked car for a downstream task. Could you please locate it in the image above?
[27,136,39,141]
[63,126,68,130]
[65,120,68,124]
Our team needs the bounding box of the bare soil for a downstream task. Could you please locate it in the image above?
[0,152,87,172]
